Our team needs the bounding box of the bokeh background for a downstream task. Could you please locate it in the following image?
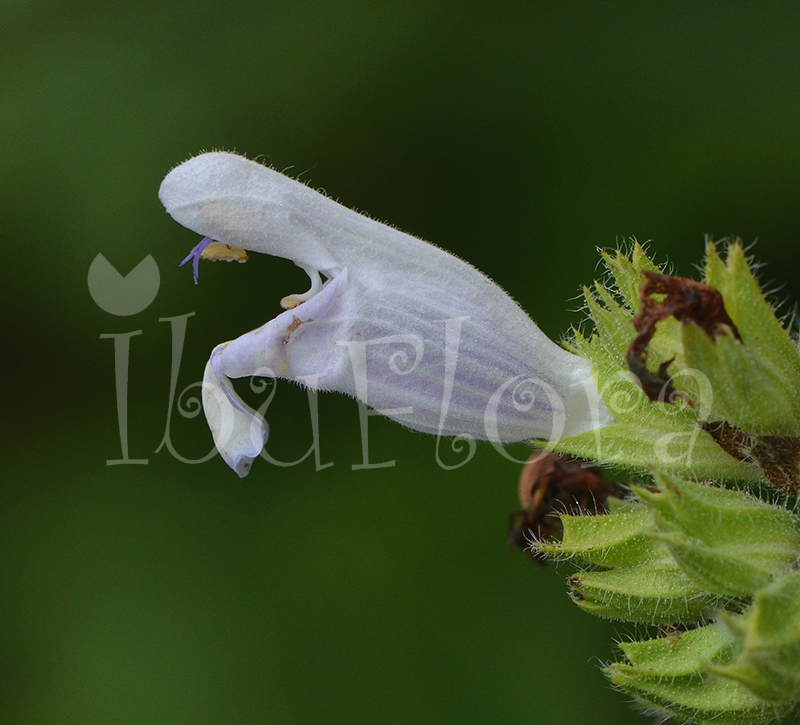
[4,3,800,723]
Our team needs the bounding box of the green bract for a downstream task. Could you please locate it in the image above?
[537,242,800,724]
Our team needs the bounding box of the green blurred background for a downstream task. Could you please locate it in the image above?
[3,2,800,723]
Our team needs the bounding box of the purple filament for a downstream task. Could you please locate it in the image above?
[179,236,215,284]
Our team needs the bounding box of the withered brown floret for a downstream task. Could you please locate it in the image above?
[626,271,740,403]
[699,420,800,493]
[508,452,621,564]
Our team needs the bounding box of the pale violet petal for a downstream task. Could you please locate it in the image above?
[203,266,609,469]
[202,353,266,478]
[201,271,349,475]
[161,152,614,475]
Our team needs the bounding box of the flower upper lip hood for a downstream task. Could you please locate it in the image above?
[159,151,613,477]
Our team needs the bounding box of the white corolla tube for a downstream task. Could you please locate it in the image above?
[159,152,613,477]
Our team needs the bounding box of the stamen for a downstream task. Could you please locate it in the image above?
[280,266,324,309]
[179,236,215,284]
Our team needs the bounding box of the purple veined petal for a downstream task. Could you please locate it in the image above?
[179,236,215,284]
[160,152,615,476]
[199,266,612,476]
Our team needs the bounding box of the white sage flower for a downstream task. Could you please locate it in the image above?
[159,152,612,477]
